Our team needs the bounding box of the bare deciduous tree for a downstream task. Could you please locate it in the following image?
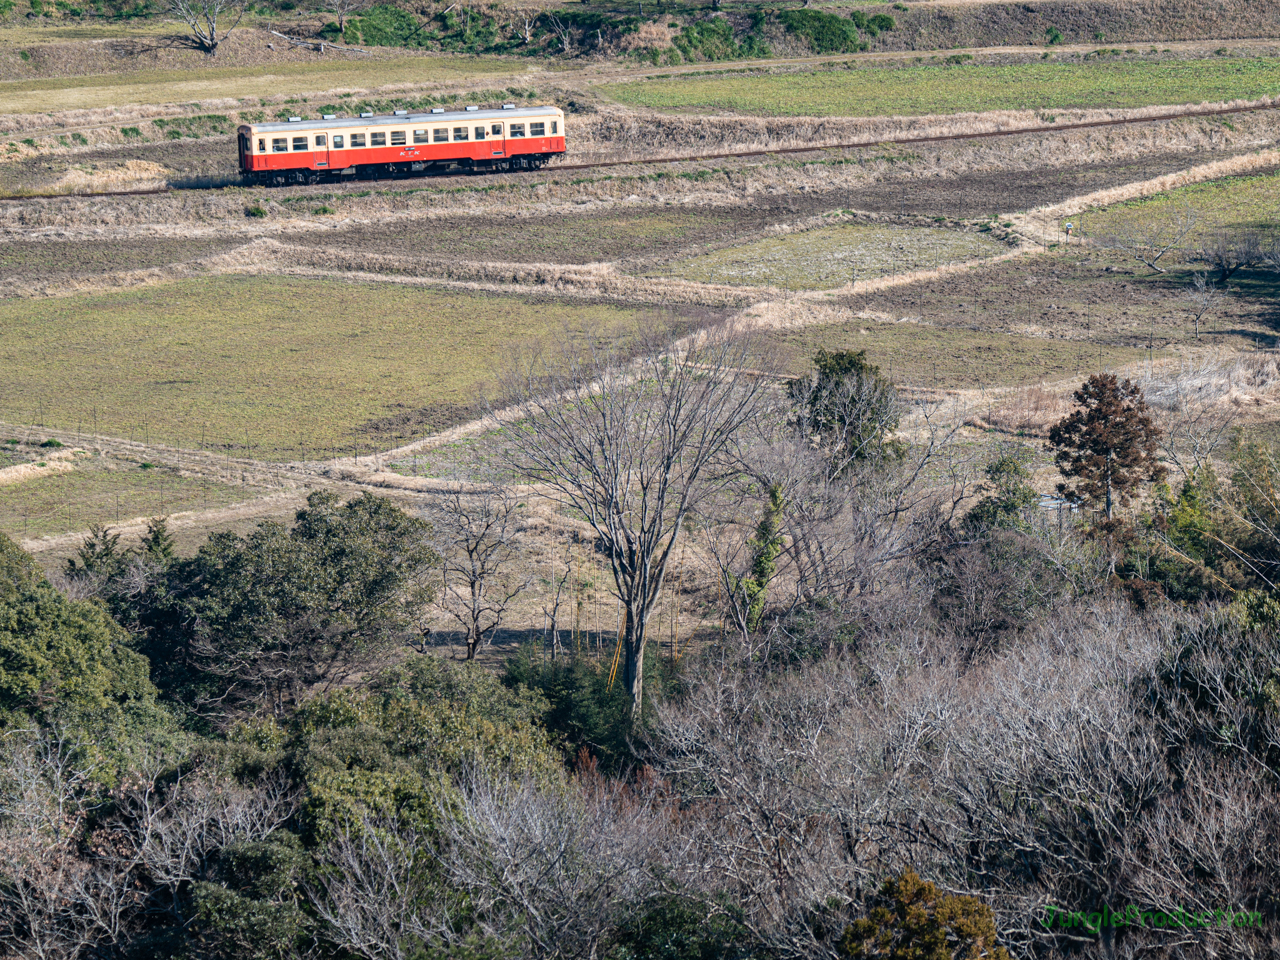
[0,729,140,960]
[497,324,771,717]
[327,0,369,32]
[169,0,245,55]
[544,12,573,53]
[1098,204,1198,274]
[1184,270,1225,341]
[1194,228,1263,284]
[425,482,532,661]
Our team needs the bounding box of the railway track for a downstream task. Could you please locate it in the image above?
[3,99,1277,202]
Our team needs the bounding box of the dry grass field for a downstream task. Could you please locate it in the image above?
[0,449,256,540]
[646,221,1008,289]
[0,276,700,460]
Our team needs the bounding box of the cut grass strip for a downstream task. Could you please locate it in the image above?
[601,57,1280,117]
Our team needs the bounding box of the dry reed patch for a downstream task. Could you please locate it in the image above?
[48,159,169,193]
[1137,351,1280,414]
[980,384,1077,436]
[0,460,75,486]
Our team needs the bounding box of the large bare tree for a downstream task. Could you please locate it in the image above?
[169,0,245,55]
[496,324,770,717]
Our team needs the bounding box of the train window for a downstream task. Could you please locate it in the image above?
[370,132,386,147]
[474,126,485,140]
[551,121,558,134]
[333,135,344,148]
[391,130,406,146]
[293,137,308,151]
[453,127,468,141]
[413,129,430,144]
[257,138,266,152]
[491,123,503,136]
[272,138,288,152]
[315,135,327,147]
[350,134,366,148]
[434,128,448,143]
[530,122,545,137]
[509,124,525,137]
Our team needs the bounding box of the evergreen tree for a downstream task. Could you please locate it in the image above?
[1048,374,1166,520]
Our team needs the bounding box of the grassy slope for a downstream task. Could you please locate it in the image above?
[601,57,1280,116]
[0,276,647,459]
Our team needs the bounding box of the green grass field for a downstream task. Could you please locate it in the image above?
[601,57,1280,117]
[647,223,1006,290]
[768,321,1160,389]
[0,276,659,460]
[1076,169,1280,246]
[0,456,252,541]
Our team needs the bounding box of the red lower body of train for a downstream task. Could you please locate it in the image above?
[238,133,565,185]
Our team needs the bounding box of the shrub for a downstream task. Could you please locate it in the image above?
[1045,25,1063,44]
[244,204,267,218]
[39,438,63,448]
[18,48,30,61]
[120,126,142,138]
[839,869,1011,959]
[779,9,865,53]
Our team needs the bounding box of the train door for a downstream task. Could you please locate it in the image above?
[238,131,251,175]
[488,121,505,161]
[313,132,331,170]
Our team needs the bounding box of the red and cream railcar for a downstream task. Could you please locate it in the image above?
[237,104,565,184]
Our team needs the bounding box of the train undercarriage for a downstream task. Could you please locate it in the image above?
[245,154,552,187]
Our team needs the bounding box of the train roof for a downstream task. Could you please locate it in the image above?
[243,105,562,134]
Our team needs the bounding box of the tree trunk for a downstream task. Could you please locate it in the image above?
[621,606,645,720]
[1105,450,1113,520]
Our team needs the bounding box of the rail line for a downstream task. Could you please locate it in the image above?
[3,99,1276,202]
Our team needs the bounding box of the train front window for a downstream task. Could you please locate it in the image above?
[272,138,288,152]
[292,136,308,151]
[453,127,468,141]
[434,128,448,143]
[370,132,386,147]
[350,134,366,147]
[413,129,429,144]
[333,135,344,148]
[257,138,266,152]
[474,126,485,140]
[509,124,525,137]
[491,123,502,136]
[391,130,406,146]
[315,135,327,147]
[551,121,558,134]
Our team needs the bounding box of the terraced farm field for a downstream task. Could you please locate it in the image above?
[0,276,697,460]
[646,223,1008,290]
[602,57,1280,117]
[1078,169,1280,243]
[0,451,253,540]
